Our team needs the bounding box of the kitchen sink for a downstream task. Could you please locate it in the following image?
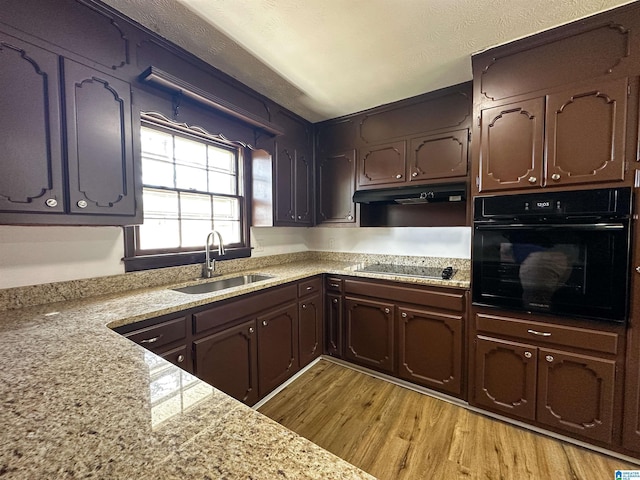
[171,274,273,294]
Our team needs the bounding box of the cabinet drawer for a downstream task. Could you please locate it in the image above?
[125,316,187,351]
[345,278,465,312]
[194,284,297,334]
[298,277,322,297]
[158,345,190,372]
[475,313,618,355]
[326,277,343,293]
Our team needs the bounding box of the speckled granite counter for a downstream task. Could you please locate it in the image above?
[0,254,469,479]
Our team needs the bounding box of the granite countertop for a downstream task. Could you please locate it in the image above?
[0,256,469,478]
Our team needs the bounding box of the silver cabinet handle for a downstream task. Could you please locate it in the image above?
[176,354,185,363]
[140,335,162,344]
[297,215,302,219]
[401,312,407,318]
[546,355,554,363]
[262,320,268,327]
[524,351,532,359]
[412,172,418,177]
[332,298,338,304]
[306,286,313,290]
[551,173,561,181]
[528,176,537,184]
[290,215,295,219]
[329,283,340,288]
[302,304,307,309]
[46,198,58,207]
[248,327,255,334]
[77,200,88,208]
[527,329,551,337]
[636,266,640,274]
[384,308,390,314]
[347,214,353,220]
[395,174,403,179]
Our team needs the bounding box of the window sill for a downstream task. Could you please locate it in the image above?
[123,247,252,272]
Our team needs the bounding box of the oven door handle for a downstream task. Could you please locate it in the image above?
[474,223,626,231]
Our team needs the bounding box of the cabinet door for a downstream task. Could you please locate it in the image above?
[298,293,322,368]
[624,324,640,452]
[344,296,395,373]
[358,141,406,187]
[294,146,313,224]
[0,33,64,213]
[479,99,545,192]
[317,150,356,224]
[398,307,463,396]
[193,320,258,406]
[537,347,615,444]
[473,336,537,420]
[409,129,468,182]
[273,141,296,224]
[325,292,343,358]
[258,302,299,397]
[63,58,136,216]
[545,78,627,187]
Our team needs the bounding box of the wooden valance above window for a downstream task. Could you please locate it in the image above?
[139,66,284,137]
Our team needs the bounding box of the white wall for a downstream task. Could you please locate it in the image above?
[307,226,471,258]
[0,225,471,289]
[0,226,125,289]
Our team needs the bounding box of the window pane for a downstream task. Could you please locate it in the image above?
[212,196,239,220]
[181,219,213,248]
[180,193,212,220]
[175,136,207,169]
[213,220,241,244]
[143,188,179,220]
[141,127,173,161]
[208,171,236,195]
[208,145,235,173]
[139,219,180,249]
[142,158,174,188]
[176,164,208,191]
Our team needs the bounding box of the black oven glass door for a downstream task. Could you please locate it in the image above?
[472,222,630,322]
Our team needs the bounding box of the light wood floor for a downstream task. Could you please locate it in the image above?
[258,359,637,480]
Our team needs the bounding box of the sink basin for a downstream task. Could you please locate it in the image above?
[171,274,273,294]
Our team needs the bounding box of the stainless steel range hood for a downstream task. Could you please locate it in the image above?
[353,182,467,205]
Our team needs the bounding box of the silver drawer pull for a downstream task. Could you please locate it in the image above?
[140,335,162,344]
[546,355,554,363]
[306,286,313,290]
[527,329,551,337]
[176,354,185,363]
[524,351,532,359]
[329,283,340,288]
[384,308,390,314]
[302,304,307,309]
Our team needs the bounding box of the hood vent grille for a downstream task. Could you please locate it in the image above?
[353,182,467,205]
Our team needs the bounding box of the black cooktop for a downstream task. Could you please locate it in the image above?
[355,264,456,280]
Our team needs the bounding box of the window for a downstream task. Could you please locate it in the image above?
[123,116,251,272]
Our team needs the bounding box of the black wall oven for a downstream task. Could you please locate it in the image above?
[472,188,632,323]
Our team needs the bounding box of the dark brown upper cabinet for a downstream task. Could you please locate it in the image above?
[254,109,314,227]
[0,32,139,224]
[478,78,628,193]
[354,83,472,191]
[0,33,65,214]
[317,149,357,224]
[472,4,640,195]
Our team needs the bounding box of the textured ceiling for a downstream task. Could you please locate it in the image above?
[103,0,635,122]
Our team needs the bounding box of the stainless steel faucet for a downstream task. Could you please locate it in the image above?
[203,230,226,278]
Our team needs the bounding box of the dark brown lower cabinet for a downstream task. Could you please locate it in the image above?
[193,320,259,406]
[536,348,615,444]
[299,293,323,368]
[474,336,537,420]
[344,296,395,373]
[624,325,640,453]
[257,302,299,397]
[398,307,463,396]
[471,311,620,445]
[325,292,343,358]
